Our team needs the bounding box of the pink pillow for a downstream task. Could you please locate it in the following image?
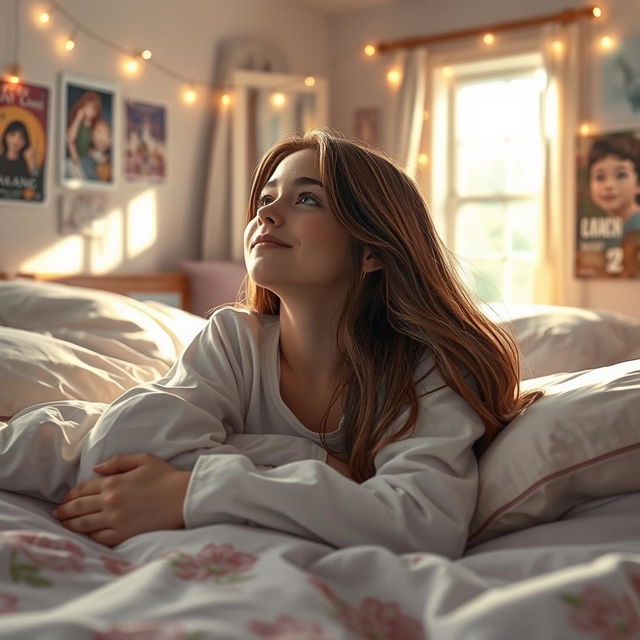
[180,261,246,316]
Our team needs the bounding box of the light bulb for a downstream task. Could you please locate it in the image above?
[8,74,20,84]
[592,6,602,18]
[364,44,376,56]
[65,38,76,51]
[579,123,592,136]
[599,35,615,50]
[123,58,140,74]
[552,40,564,54]
[38,11,50,24]
[418,153,429,166]
[483,33,495,45]
[183,88,197,104]
[304,76,316,87]
[386,69,401,85]
[220,93,231,106]
[271,92,286,107]
[141,49,152,60]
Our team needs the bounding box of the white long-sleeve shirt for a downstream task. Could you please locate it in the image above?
[77,307,484,556]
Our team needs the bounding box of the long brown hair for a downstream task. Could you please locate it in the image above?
[243,129,541,482]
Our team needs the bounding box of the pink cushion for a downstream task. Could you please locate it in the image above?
[180,261,246,316]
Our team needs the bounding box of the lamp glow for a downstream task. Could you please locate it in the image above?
[38,11,50,24]
[64,37,76,51]
[552,40,564,54]
[141,49,153,60]
[271,92,286,108]
[183,88,197,104]
[418,153,429,166]
[592,6,602,18]
[304,76,316,87]
[483,33,495,45]
[386,68,401,85]
[220,93,232,106]
[364,44,376,56]
[123,57,140,74]
[599,35,615,50]
[579,123,592,136]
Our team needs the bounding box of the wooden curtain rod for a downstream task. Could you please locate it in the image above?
[375,6,598,53]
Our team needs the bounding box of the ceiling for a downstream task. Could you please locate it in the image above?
[289,0,400,14]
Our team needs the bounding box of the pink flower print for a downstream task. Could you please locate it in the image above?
[310,576,426,640]
[564,585,640,640]
[248,614,332,639]
[100,555,138,576]
[92,621,190,639]
[170,543,256,584]
[2,532,85,572]
[0,592,18,614]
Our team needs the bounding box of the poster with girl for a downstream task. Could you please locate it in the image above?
[0,80,49,203]
[60,74,118,189]
[575,130,640,279]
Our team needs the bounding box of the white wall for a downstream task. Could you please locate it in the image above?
[0,0,327,274]
[327,0,640,319]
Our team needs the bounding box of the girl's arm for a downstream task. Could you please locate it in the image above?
[181,363,484,557]
[66,109,85,164]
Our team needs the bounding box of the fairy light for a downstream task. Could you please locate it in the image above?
[418,153,429,166]
[599,35,615,50]
[552,40,564,54]
[386,68,401,85]
[271,92,286,108]
[220,93,232,107]
[140,49,153,60]
[364,44,376,56]
[592,6,603,18]
[5,63,21,84]
[304,76,316,87]
[123,57,140,75]
[182,87,197,104]
[38,10,51,24]
[579,123,592,136]
[483,33,495,45]
[64,33,76,51]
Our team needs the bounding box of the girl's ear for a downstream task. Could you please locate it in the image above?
[362,249,384,275]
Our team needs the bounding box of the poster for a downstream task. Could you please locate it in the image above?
[61,74,117,189]
[576,130,640,278]
[0,81,49,203]
[124,99,167,183]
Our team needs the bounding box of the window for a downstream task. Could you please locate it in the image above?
[432,53,545,304]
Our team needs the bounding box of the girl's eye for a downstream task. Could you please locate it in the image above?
[297,192,320,206]
[257,195,272,207]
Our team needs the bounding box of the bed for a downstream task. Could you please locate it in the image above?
[0,275,639,639]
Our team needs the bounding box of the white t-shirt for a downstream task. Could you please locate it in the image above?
[80,306,484,556]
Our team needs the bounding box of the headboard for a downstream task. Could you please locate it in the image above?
[0,272,191,311]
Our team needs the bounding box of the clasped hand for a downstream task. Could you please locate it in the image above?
[52,453,191,547]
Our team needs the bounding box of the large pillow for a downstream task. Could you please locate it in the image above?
[481,303,640,378]
[180,260,246,317]
[0,327,165,417]
[467,359,640,547]
[0,280,189,365]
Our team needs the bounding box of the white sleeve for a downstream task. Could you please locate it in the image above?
[77,311,325,482]
[183,367,484,557]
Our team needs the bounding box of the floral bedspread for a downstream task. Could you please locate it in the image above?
[0,490,639,639]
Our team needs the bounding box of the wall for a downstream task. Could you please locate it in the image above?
[0,0,328,274]
[327,0,640,319]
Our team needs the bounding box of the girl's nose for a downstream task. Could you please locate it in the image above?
[257,202,283,226]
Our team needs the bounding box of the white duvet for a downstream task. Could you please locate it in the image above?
[1,280,639,639]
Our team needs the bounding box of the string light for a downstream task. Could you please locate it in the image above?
[482,33,495,45]
[592,6,603,18]
[5,63,21,84]
[386,68,401,85]
[304,76,316,87]
[599,35,615,50]
[579,123,592,136]
[182,87,197,104]
[220,93,232,107]
[38,10,51,24]
[64,30,77,51]
[123,57,140,75]
[551,40,564,54]
[418,153,429,166]
[364,44,376,56]
[140,49,153,60]
[270,92,286,108]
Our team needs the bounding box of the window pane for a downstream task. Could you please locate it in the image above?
[455,202,504,255]
[455,81,508,141]
[508,200,539,253]
[511,260,536,304]
[456,141,508,196]
[462,259,504,302]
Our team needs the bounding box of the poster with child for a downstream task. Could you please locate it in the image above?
[0,80,49,203]
[576,131,640,278]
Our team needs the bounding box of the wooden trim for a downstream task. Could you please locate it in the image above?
[8,272,191,311]
[375,6,597,53]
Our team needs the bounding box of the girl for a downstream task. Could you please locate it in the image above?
[49,130,540,554]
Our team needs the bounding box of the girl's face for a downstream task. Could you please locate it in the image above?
[590,155,640,217]
[244,148,353,301]
[5,129,26,154]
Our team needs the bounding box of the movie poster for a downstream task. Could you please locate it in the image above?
[576,130,640,279]
[0,81,49,203]
[124,100,167,183]
[61,74,117,190]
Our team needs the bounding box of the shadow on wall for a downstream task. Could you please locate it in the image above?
[19,189,158,274]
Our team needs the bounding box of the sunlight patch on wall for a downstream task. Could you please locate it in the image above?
[19,236,84,274]
[90,207,124,274]
[127,190,158,258]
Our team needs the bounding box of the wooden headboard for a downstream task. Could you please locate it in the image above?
[0,272,191,311]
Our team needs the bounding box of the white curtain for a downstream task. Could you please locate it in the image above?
[534,23,584,306]
[386,47,428,178]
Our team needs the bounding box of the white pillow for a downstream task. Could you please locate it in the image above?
[481,303,640,378]
[467,359,640,547]
[0,327,166,417]
[0,280,188,365]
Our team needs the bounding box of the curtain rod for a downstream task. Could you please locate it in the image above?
[375,6,599,53]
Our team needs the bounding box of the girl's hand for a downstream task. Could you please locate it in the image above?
[52,454,191,547]
[326,453,353,480]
